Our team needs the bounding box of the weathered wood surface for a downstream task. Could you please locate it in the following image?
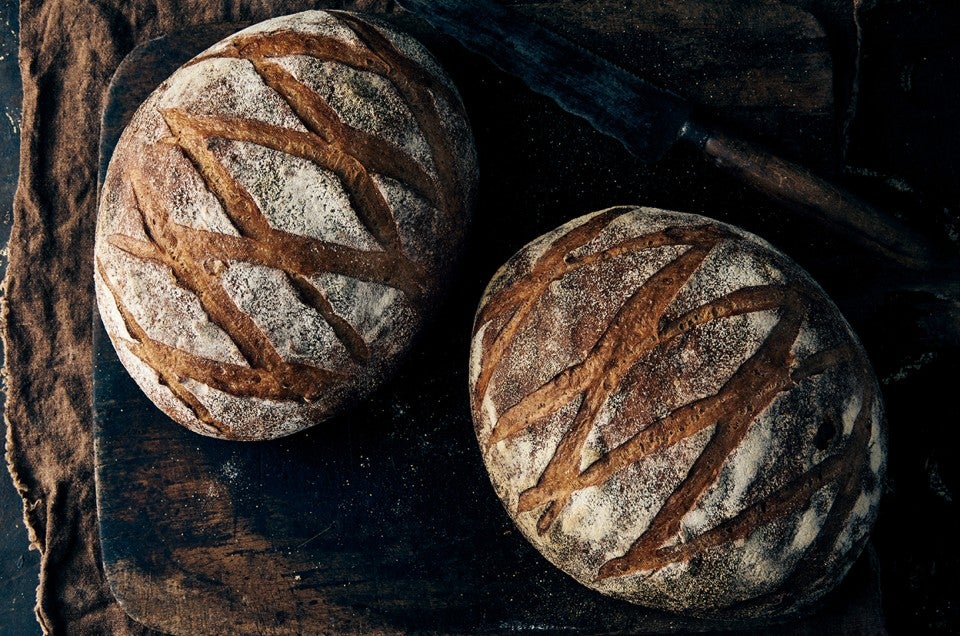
[93,5,891,634]
[508,0,839,167]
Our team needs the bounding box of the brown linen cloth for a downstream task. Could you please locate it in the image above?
[2,0,856,633]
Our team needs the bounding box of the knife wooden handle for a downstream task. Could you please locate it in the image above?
[680,121,938,270]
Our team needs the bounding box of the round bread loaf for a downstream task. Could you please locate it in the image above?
[95,10,476,440]
[469,207,886,619]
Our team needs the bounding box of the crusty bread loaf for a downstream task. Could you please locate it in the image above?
[95,10,476,440]
[469,207,885,619]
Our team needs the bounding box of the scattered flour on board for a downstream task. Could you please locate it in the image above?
[221,458,240,482]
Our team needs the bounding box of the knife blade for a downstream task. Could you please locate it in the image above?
[396,0,939,269]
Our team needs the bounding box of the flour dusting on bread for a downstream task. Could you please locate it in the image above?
[95,10,476,439]
[469,207,886,619]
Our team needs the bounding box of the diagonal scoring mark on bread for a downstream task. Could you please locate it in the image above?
[101,257,342,402]
[511,285,799,524]
[249,56,440,209]
[592,290,806,578]
[128,175,284,371]
[189,11,465,221]
[97,256,224,436]
[103,177,346,402]
[104,165,384,408]
[109,223,421,299]
[161,108,409,257]
[101,15,469,427]
[487,230,724,450]
[476,216,876,580]
[331,11,466,220]
[712,358,876,611]
[187,30,393,78]
[99,257,343,439]
[474,208,717,403]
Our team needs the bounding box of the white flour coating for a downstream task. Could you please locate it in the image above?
[276,56,435,176]
[790,491,830,552]
[579,395,619,471]
[790,320,823,360]
[372,174,438,267]
[850,492,873,520]
[101,250,247,365]
[667,239,785,318]
[308,272,414,356]
[468,321,490,387]
[869,401,886,474]
[870,437,884,474]
[157,57,308,132]
[541,425,717,574]
[220,262,352,372]
[830,488,882,561]
[683,406,777,535]
[481,391,499,435]
[841,394,863,435]
[94,10,476,439]
[101,193,148,241]
[212,139,379,251]
[180,378,340,440]
[724,516,802,595]
[470,207,887,618]
[94,269,134,343]
[166,168,240,236]
[484,396,584,498]
[360,13,456,96]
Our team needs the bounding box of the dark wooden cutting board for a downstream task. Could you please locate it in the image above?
[92,8,883,634]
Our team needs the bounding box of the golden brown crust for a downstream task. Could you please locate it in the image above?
[95,11,476,440]
[470,207,886,618]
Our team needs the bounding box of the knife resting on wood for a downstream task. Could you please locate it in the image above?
[394,0,948,272]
